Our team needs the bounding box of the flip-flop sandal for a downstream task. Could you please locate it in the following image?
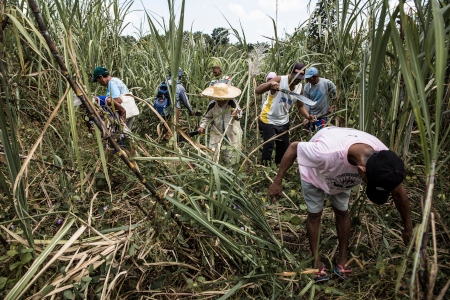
[334,264,352,280]
[315,267,330,283]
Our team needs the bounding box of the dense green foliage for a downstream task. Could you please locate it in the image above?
[0,0,449,299]
[307,0,338,54]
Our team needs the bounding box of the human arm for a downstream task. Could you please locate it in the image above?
[197,101,215,133]
[327,80,337,113]
[231,108,241,119]
[230,99,243,120]
[296,101,316,121]
[269,142,299,202]
[177,85,194,114]
[327,81,337,113]
[255,77,280,95]
[391,183,413,245]
[327,80,337,101]
[108,81,123,104]
[106,97,126,120]
[301,84,315,124]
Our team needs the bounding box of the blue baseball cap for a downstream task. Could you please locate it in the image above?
[305,67,319,79]
[168,67,183,77]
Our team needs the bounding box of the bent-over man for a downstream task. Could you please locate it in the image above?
[269,126,412,282]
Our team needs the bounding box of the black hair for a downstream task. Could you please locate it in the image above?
[364,150,378,164]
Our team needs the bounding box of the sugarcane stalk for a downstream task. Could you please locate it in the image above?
[25,0,165,216]
[0,7,34,249]
[26,0,109,139]
[411,160,436,299]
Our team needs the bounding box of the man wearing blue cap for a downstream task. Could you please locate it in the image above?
[303,67,337,131]
[269,126,412,283]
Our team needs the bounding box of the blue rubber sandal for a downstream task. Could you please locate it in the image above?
[334,264,351,280]
[315,267,330,283]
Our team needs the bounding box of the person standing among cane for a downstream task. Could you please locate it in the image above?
[255,62,316,166]
[302,67,337,132]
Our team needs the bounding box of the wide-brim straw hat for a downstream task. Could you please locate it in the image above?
[201,83,241,100]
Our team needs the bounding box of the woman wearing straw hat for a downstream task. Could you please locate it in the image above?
[197,83,243,164]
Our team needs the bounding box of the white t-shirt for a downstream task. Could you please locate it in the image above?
[297,127,388,194]
[259,75,302,126]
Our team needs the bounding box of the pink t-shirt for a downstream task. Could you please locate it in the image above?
[297,127,388,195]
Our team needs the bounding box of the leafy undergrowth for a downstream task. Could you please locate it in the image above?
[0,0,449,298]
[1,122,449,299]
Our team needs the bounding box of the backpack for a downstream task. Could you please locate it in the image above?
[154,81,173,117]
[154,95,171,117]
[157,81,170,100]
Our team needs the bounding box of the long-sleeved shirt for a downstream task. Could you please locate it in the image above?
[199,99,242,149]
[167,79,193,113]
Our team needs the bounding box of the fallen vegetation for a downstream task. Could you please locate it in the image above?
[0,0,449,299]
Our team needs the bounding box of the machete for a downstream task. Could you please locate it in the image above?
[177,130,199,143]
[278,88,317,106]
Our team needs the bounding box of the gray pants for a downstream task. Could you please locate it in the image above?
[126,117,135,130]
[301,180,351,213]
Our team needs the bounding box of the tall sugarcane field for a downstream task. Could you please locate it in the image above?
[0,0,449,299]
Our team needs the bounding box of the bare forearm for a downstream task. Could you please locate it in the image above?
[273,142,298,183]
[297,103,310,119]
[255,81,272,95]
[109,98,126,119]
[392,184,413,231]
[117,103,126,120]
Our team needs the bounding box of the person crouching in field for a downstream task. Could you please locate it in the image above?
[269,126,413,283]
[197,83,243,165]
[91,66,139,130]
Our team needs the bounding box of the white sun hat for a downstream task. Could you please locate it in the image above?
[201,83,241,100]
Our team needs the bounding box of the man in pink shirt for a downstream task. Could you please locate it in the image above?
[269,127,412,282]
